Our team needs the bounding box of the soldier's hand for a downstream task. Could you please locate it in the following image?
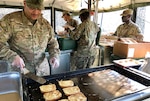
[11,55,25,69]
[63,24,75,30]
[67,25,75,30]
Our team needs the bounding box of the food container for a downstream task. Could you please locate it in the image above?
[113,59,143,67]
[113,41,150,58]
[0,72,23,101]
[57,38,77,50]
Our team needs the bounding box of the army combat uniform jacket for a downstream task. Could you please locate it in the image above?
[0,11,60,75]
[70,18,99,57]
[70,18,99,70]
[115,21,143,41]
[65,18,78,34]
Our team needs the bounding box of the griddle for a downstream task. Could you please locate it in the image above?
[23,64,150,101]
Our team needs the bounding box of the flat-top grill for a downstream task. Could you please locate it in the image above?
[23,64,150,101]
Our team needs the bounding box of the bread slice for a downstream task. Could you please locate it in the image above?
[68,92,87,101]
[43,90,62,101]
[63,86,80,96]
[58,99,69,101]
[58,80,74,88]
[39,84,56,93]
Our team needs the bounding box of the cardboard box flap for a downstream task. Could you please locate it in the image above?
[119,38,138,44]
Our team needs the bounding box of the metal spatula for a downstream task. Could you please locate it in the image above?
[22,68,47,84]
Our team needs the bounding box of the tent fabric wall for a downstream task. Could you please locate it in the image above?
[0,0,150,12]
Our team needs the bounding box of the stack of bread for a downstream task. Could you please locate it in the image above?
[39,80,87,101]
[58,80,87,101]
[58,99,69,101]
[58,80,74,88]
[39,83,62,101]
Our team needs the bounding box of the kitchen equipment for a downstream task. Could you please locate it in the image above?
[23,64,150,101]
[140,58,150,74]
[0,72,23,101]
[113,59,142,67]
[57,38,77,50]
[22,68,47,84]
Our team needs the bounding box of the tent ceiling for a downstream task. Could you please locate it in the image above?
[0,0,150,12]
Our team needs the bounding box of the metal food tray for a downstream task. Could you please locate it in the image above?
[0,72,23,101]
[113,59,142,67]
[23,64,150,101]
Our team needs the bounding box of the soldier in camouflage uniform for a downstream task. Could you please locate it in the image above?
[114,9,143,41]
[0,0,60,76]
[69,9,99,70]
[60,12,78,36]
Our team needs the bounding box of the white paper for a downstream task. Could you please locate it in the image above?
[127,48,135,57]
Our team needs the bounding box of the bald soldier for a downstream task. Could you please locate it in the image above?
[0,0,60,76]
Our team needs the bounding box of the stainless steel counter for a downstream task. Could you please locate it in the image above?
[45,50,73,75]
[0,72,23,101]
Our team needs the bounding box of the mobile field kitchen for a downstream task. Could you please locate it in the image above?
[0,0,150,101]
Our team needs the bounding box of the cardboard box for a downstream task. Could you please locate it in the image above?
[113,41,150,58]
[119,38,138,43]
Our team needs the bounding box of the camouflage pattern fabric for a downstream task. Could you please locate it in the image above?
[70,18,99,70]
[65,18,78,34]
[71,53,95,70]
[0,11,60,75]
[70,18,99,57]
[115,21,143,41]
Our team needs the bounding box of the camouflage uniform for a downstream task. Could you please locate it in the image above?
[65,18,78,34]
[115,21,143,41]
[70,18,99,70]
[0,11,60,76]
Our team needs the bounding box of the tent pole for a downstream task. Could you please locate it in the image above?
[88,0,92,18]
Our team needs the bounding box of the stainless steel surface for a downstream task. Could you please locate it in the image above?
[23,65,150,101]
[0,72,23,101]
[112,87,150,101]
[23,68,47,84]
[45,51,71,75]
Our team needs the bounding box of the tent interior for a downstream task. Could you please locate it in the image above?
[0,0,150,12]
[0,0,150,41]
